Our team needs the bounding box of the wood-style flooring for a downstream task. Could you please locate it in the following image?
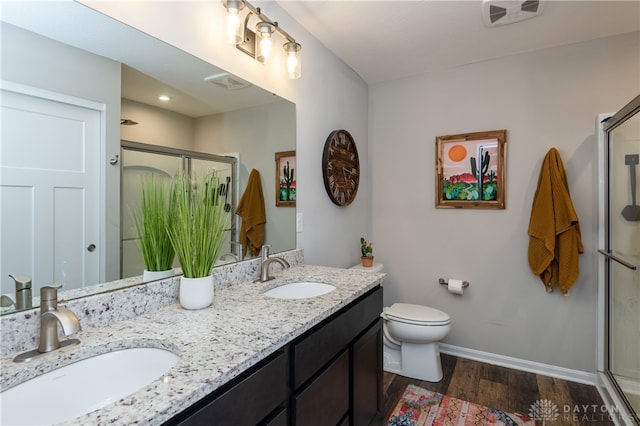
[372,353,615,426]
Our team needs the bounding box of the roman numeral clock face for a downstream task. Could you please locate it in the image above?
[322,129,360,206]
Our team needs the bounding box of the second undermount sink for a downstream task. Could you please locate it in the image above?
[264,281,336,299]
[1,347,179,425]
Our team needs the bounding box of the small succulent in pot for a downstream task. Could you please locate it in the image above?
[360,237,373,258]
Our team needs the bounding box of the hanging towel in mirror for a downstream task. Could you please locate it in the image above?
[528,148,584,294]
[235,168,266,257]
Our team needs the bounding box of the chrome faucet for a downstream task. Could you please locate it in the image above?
[255,245,290,283]
[219,252,240,262]
[6,274,32,309]
[14,285,81,362]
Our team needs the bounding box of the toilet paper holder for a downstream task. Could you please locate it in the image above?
[439,278,469,288]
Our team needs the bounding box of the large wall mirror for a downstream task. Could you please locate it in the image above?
[0,2,296,314]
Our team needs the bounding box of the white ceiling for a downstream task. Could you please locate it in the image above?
[277,1,640,85]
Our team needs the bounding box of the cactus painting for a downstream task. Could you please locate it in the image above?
[275,151,296,207]
[435,130,506,209]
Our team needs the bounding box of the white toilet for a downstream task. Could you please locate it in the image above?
[349,262,451,382]
[381,303,451,382]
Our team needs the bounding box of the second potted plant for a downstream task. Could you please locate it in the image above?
[167,173,230,310]
[133,174,175,282]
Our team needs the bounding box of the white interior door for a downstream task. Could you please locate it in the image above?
[1,87,102,299]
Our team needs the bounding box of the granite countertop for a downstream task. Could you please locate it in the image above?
[0,264,385,425]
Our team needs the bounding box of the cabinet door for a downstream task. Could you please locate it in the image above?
[294,286,383,389]
[352,319,382,426]
[294,351,349,426]
[172,351,286,425]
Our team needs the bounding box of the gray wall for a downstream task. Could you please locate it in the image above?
[369,32,640,373]
[194,101,296,256]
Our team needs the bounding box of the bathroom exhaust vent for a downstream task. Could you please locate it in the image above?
[482,0,544,27]
[204,73,252,90]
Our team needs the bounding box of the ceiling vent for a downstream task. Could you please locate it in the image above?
[482,0,544,27]
[204,73,252,90]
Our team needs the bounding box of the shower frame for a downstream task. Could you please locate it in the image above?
[597,95,640,426]
[120,140,239,279]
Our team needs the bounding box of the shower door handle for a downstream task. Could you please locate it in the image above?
[597,249,638,270]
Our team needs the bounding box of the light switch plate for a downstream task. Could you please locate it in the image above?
[296,212,303,232]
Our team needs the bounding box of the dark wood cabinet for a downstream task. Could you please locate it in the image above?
[294,351,350,426]
[169,350,287,426]
[165,285,382,426]
[352,319,383,426]
[292,286,382,426]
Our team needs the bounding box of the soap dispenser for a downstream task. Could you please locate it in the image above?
[8,274,32,309]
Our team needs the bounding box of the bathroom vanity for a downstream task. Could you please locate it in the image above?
[0,258,385,426]
[168,285,382,425]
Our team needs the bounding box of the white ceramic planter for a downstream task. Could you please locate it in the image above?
[142,269,174,283]
[179,275,214,310]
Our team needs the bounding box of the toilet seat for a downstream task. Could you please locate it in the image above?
[384,303,451,326]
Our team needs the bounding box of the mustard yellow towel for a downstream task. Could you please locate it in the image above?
[235,169,266,257]
[528,148,584,294]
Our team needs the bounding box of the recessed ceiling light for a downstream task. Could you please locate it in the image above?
[158,95,171,102]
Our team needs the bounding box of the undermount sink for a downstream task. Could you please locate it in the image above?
[263,281,336,299]
[1,347,179,425]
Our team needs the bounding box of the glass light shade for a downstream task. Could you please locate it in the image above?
[284,42,302,79]
[255,22,275,64]
[223,0,244,45]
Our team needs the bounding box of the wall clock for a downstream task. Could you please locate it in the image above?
[322,129,360,206]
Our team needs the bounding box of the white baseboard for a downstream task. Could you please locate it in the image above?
[439,343,597,385]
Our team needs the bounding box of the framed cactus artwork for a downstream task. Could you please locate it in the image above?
[435,130,506,209]
[275,150,296,207]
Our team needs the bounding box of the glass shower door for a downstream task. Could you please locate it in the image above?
[602,95,640,423]
[120,142,239,279]
[121,149,182,279]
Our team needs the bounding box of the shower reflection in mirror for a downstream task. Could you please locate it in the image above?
[120,141,240,280]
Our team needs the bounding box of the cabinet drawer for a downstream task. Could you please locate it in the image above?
[293,286,382,389]
[174,351,286,425]
[294,350,349,426]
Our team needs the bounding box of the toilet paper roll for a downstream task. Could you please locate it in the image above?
[448,279,465,295]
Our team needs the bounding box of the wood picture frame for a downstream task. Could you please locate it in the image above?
[436,130,506,209]
[275,150,296,207]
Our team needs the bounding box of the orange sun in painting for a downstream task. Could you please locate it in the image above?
[448,144,467,162]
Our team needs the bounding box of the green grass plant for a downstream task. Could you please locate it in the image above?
[133,174,175,272]
[167,173,230,278]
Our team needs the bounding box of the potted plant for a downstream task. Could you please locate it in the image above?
[132,174,176,282]
[167,173,230,309]
[360,237,374,267]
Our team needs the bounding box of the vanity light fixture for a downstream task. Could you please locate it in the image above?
[221,0,302,79]
[255,21,275,64]
[223,0,245,45]
[158,95,171,102]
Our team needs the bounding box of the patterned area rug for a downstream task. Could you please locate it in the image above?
[387,384,535,426]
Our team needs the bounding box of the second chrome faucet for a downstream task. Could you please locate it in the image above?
[255,245,290,283]
[14,285,81,362]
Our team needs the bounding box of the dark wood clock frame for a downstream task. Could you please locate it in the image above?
[322,129,360,206]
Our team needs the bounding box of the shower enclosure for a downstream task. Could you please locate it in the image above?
[598,95,640,425]
[120,141,239,279]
